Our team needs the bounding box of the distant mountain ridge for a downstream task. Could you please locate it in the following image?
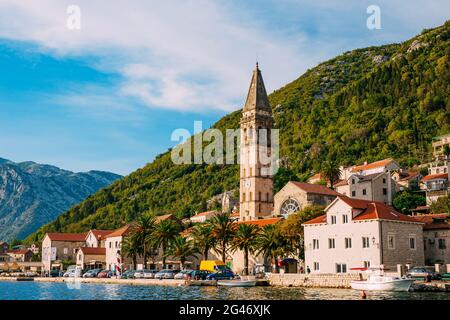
[0,158,121,241]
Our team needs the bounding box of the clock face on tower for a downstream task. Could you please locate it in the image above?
[244,179,251,188]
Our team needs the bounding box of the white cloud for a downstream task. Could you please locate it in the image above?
[0,0,447,112]
[0,0,317,112]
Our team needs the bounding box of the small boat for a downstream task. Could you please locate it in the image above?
[350,267,414,292]
[217,280,257,287]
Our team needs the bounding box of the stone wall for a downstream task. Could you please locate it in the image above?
[269,273,364,288]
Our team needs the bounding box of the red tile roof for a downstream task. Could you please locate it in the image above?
[104,225,132,238]
[237,217,282,227]
[399,172,420,181]
[413,214,449,230]
[46,233,87,242]
[334,179,348,187]
[190,211,217,219]
[290,181,340,196]
[86,230,113,241]
[422,173,448,182]
[304,196,420,224]
[79,247,106,255]
[303,214,327,225]
[155,214,177,223]
[7,249,32,255]
[351,158,394,172]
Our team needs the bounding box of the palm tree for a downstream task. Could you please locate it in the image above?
[169,236,199,270]
[231,224,261,275]
[320,160,342,189]
[121,232,140,270]
[255,224,284,273]
[153,219,181,269]
[208,212,236,263]
[191,223,215,260]
[134,212,156,269]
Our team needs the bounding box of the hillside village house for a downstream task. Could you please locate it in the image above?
[190,211,218,223]
[105,225,133,272]
[414,214,450,266]
[77,247,107,270]
[334,158,400,205]
[6,249,33,262]
[421,173,449,205]
[303,196,424,273]
[432,133,450,159]
[41,233,87,272]
[85,230,111,248]
[274,182,340,217]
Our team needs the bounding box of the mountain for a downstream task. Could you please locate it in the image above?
[26,21,450,243]
[0,159,121,241]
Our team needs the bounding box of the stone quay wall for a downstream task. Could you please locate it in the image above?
[269,273,364,288]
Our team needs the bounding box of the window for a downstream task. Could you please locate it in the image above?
[409,236,416,250]
[388,235,395,249]
[280,198,300,216]
[266,193,270,202]
[109,242,112,249]
[363,261,371,268]
[352,191,356,197]
[243,168,246,177]
[328,238,336,249]
[342,215,349,224]
[362,237,370,248]
[250,167,253,176]
[115,241,118,248]
[242,193,246,202]
[63,248,68,255]
[345,238,352,249]
[383,188,387,195]
[249,192,253,201]
[362,189,367,195]
[336,263,347,273]
[352,179,355,184]
[313,262,320,271]
[330,216,336,224]
[313,239,319,250]
[438,239,446,249]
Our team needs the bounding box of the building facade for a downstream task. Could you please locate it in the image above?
[414,214,450,265]
[274,181,340,217]
[239,63,274,221]
[41,233,87,272]
[303,196,424,273]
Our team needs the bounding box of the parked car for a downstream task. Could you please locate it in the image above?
[83,269,102,278]
[174,270,193,280]
[406,267,441,280]
[121,270,136,279]
[97,270,113,278]
[155,269,180,279]
[134,269,157,279]
[49,269,63,277]
[63,269,77,277]
[186,270,210,280]
[206,269,235,280]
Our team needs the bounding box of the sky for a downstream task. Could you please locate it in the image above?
[0,0,448,175]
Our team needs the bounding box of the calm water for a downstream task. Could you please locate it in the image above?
[0,281,449,300]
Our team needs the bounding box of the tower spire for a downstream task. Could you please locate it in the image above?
[243,63,271,112]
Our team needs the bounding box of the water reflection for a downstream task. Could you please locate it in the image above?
[0,282,449,300]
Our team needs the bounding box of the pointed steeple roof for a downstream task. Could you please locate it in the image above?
[243,63,271,112]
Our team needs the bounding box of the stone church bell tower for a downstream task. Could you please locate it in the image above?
[239,63,274,221]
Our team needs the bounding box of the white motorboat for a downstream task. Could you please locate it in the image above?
[217,280,257,287]
[350,267,414,292]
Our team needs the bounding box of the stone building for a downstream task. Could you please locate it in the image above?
[303,196,424,273]
[414,214,450,266]
[274,181,340,217]
[41,233,87,272]
[76,247,106,270]
[6,249,33,262]
[239,63,274,221]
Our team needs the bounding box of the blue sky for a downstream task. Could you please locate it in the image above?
[0,0,448,175]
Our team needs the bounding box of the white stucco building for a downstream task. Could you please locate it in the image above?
[303,196,424,273]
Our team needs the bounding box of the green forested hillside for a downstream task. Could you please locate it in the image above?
[26,22,450,243]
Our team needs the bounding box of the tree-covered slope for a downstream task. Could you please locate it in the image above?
[26,22,450,243]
